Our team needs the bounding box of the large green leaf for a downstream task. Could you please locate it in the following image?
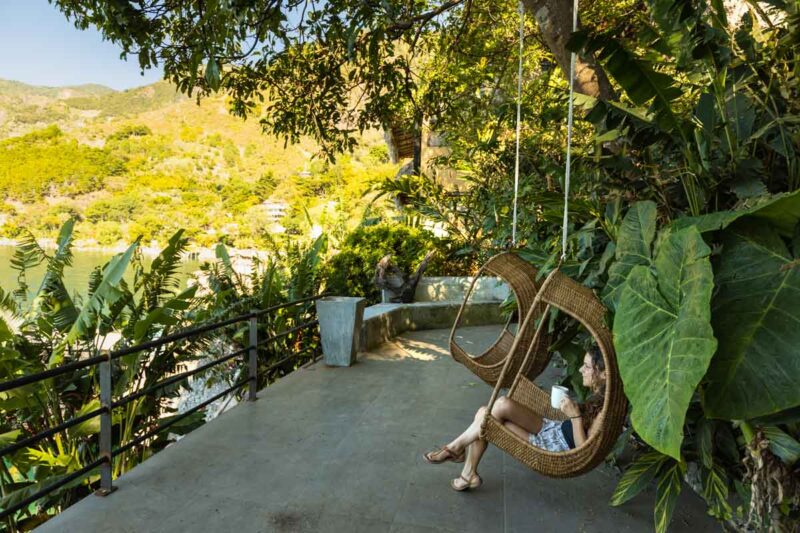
[670,189,800,235]
[53,242,139,365]
[614,227,717,459]
[704,220,800,419]
[762,426,800,465]
[603,201,657,311]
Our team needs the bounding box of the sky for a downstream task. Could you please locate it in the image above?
[0,0,163,90]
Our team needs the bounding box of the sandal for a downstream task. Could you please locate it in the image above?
[450,473,482,492]
[423,445,465,464]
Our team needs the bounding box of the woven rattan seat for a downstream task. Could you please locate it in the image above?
[448,252,551,388]
[480,269,627,478]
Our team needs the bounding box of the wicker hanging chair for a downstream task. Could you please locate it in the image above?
[480,269,627,478]
[449,252,551,388]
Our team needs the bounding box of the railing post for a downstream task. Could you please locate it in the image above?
[96,352,116,496]
[248,310,258,401]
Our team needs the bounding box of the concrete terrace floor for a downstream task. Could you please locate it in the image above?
[39,326,719,533]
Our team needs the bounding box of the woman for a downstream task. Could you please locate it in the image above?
[423,347,606,491]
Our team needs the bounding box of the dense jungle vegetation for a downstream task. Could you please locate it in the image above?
[1,0,799,531]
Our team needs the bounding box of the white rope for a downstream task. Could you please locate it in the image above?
[561,0,579,260]
[511,1,524,246]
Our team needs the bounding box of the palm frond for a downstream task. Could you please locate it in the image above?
[10,229,47,302]
[0,287,21,338]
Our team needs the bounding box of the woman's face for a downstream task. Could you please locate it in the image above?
[580,353,601,388]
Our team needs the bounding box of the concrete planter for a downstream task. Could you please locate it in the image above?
[316,297,367,367]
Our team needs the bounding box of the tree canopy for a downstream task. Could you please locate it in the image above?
[51,0,615,157]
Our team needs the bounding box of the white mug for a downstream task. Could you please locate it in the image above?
[550,385,570,409]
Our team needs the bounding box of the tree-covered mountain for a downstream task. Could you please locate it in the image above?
[0,79,394,250]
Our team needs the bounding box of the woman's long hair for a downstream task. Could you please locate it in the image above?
[581,346,605,429]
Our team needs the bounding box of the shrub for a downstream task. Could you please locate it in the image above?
[323,223,447,303]
[107,124,152,141]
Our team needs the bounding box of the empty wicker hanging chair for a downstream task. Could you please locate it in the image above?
[480,269,627,478]
[448,252,551,388]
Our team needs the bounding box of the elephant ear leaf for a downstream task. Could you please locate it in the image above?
[603,201,657,311]
[704,219,800,419]
[614,226,717,459]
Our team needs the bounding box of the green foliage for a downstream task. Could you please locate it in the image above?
[602,201,657,311]
[704,219,800,420]
[610,450,670,506]
[0,221,324,528]
[107,123,152,141]
[654,460,685,533]
[615,224,716,459]
[324,223,444,304]
[0,126,123,200]
[354,1,800,529]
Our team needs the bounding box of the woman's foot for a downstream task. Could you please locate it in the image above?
[450,473,482,492]
[423,445,465,464]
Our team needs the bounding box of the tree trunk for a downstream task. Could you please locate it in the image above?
[521,0,615,100]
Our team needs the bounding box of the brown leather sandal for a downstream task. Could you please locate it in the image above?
[423,445,465,464]
[450,473,482,492]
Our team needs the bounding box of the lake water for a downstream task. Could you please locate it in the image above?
[0,246,202,298]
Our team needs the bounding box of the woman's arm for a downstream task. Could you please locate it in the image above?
[559,398,587,446]
[570,417,587,447]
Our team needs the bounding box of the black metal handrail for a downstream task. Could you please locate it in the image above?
[0,293,326,522]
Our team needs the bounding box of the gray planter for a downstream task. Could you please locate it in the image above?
[315,297,366,367]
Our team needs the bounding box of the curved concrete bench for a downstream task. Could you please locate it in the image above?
[360,276,509,351]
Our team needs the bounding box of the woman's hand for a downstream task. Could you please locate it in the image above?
[559,397,580,418]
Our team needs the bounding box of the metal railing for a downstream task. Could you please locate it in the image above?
[0,294,326,522]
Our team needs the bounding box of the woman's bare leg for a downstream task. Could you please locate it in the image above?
[452,397,544,489]
[441,407,487,456]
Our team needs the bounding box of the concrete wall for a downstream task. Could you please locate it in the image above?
[413,276,509,302]
[360,301,506,351]
[362,275,509,351]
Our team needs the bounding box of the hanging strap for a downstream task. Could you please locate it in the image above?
[511,1,524,246]
[561,0,579,260]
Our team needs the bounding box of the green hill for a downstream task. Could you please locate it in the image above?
[63,80,187,116]
[0,79,394,250]
[0,79,115,98]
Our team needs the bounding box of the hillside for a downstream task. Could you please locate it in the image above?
[0,79,394,250]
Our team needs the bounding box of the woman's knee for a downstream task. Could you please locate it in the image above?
[491,396,511,418]
[474,405,488,422]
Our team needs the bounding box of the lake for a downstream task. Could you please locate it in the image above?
[0,246,202,298]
